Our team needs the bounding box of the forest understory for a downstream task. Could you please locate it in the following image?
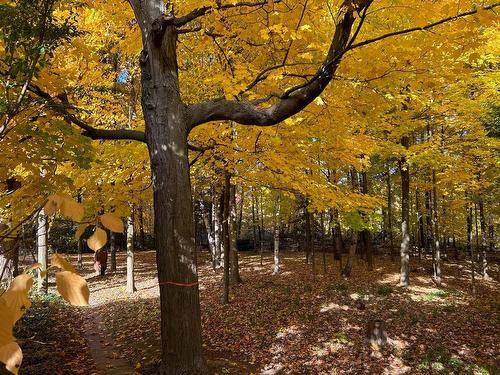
[8,250,499,375]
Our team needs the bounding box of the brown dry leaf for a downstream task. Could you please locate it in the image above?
[87,228,107,252]
[55,271,90,307]
[59,197,84,222]
[99,213,124,233]
[51,254,77,273]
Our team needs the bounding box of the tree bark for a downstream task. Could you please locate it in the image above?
[478,199,488,278]
[126,213,136,293]
[222,172,230,303]
[110,231,117,272]
[230,184,241,284]
[342,232,358,277]
[77,192,83,270]
[212,188,222,269]
[399,137,410,287]
[201,200,217,270]
[272,193,281,275]
[361,171,373,271]
[37,209,48,292]
[387,164,394,262]
[432,170,441,286]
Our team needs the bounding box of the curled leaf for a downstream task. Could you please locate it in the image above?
[55,271,90,306]
[87,228,107,252]
[99,213,124,233]
[51,254,77,273]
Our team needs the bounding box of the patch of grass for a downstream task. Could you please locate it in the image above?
[334,332,349,344]
[375,284,393,297]
[419,347,498,374]
[331,282,348,294]
[423,289,449,302]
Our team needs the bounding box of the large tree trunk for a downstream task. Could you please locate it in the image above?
[399,137,410,287]
[37,209,48,292]
[126,213,136,293]
[138,17,205,373]
[432,170,441,286]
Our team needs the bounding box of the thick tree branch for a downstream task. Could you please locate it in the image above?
[29,85,146,143]
[187,0,498,130]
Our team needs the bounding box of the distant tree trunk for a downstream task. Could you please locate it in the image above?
[478,200,488,278]
[237,187,244,240]
[432,170,441,286]
[387,164,394,262]
[259,191,264,265]
[201,200,216,270]
[12,243,19,277]
[126,212,136,293]
[361,171,373,271]
[139,203,146,249]
[37,209,48,292]
[453,235,458,261]
[487,212,495,252]
[251,190,258,252]
[467,204,473,258]
[470,203,476,294]
[222,173,230,304]
[425,190,433,257]
[230,184,241,284]
[77,192,83,270]
[272,193,281,275]
[110,231,117,272]
[212,189,222,269]
[331,209,343,270]
[399,136,410,287]
[320,212,327,274]
[416,189,424,264]
[342,232,358,277]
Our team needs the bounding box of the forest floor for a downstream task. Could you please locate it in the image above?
[10,250,500,375]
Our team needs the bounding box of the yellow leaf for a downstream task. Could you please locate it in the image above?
[55,271,90,306]
[74,224,88,240]
[0,342,22,375]
[51,254,77,273]
[87,228,107,251]
[99,213,124,233]
[59,198,84,222]
[1,275,33,324]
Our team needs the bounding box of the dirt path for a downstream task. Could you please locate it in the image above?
[82,308,137,375]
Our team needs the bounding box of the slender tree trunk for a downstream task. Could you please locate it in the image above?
[320,212,327,274]
[273,193,281,275]
[467,204,473,258]
[399,137,410,287]
[139,203,146,249]
[387,164,394,262]
[432,170,441,286]
[251,190,258,252]
[110,231,117,272]
[416,189,424,264]
[201,200,216,270]
[237,187,244,240]
[213,189,222,269]
[126,213,136,293]
[229,185,241,284]
[331,209,343,270]
[342,232,358,277]
[37,209,48,292]
[478,200,488,278]
[259,191,264,265]
[470,203,476,295]
[361,171,373,271]
[222,173,230,303]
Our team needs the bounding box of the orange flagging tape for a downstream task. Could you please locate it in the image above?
[158,281,199,287]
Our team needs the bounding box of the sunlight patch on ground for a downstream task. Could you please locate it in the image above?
[382,354,411,374]
[319,302,350,312]
[379,272,400,284]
